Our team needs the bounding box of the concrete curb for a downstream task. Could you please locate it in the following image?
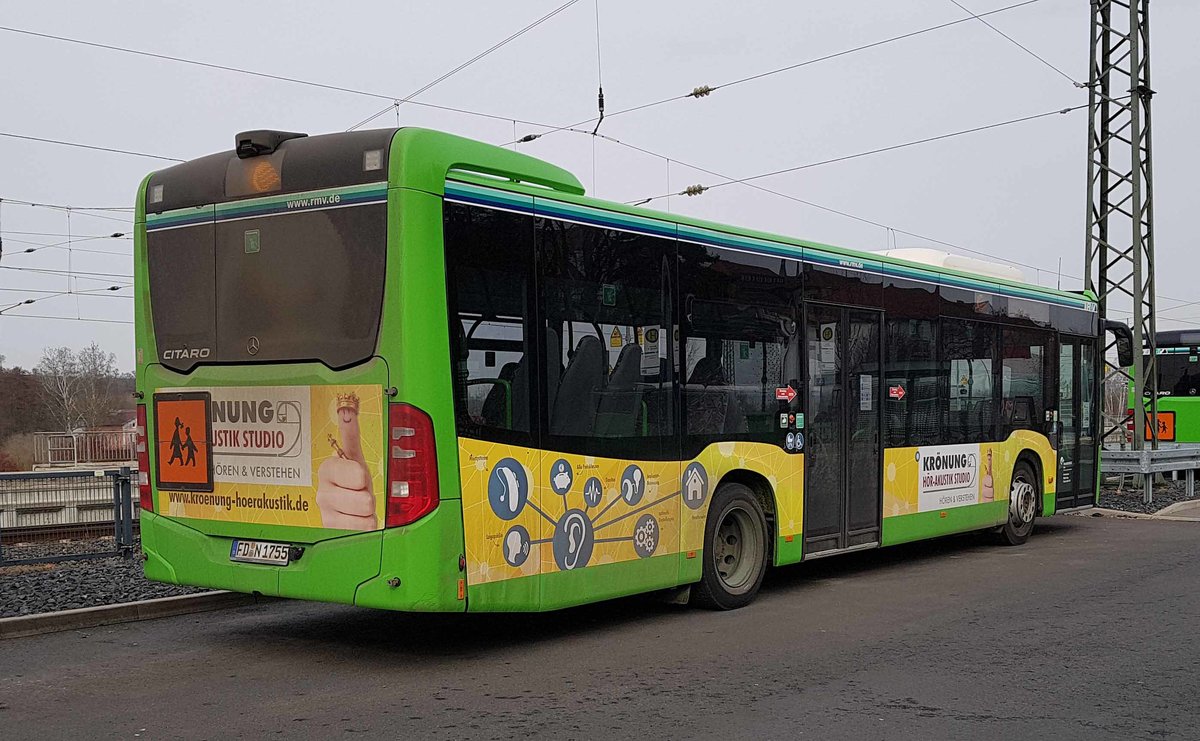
[0,591,259,640]
[1152,500,1200,519]
[1077,506,1200,522]
[1075,507,1155,519]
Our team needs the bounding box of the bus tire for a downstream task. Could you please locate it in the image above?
[690,483,769,610]
[997,459,1038,546]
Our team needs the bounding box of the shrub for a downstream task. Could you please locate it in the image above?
[0,433,36,472]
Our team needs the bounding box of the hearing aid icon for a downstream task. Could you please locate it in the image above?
[499,467,521,514]
[487,458,528,521]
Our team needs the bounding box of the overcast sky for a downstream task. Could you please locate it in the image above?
[1,0,1197,371]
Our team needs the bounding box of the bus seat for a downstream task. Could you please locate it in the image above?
[687,356,726,386]
[451,320,470,419]
[972,400,995,440]
[684,355,747,434]
[594,344,644,436]
[480,362,519,428]
[545,328,562,415]
[550,335,605,436]
[511,359,530,432]
[1007,395,1035,430]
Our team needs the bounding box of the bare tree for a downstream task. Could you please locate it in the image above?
[77,342,118,428]
[36,346,82,431]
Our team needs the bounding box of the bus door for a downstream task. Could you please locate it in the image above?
[803,304,883,556]
[1057,336,1098,509]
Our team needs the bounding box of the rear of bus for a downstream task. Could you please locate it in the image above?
[1135,331,1200,444]
[135,128,467,610]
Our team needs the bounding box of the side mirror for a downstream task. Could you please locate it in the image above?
[1104,319,1135,368]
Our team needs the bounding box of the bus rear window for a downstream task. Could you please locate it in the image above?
[1158,352,1200,397]
[147,201,386,370]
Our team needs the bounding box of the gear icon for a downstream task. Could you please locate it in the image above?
[633,514,659,558]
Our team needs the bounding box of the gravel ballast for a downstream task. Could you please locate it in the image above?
[0,538,205,619]
[1097,475,1200,515]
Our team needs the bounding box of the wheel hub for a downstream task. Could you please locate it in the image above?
[1010,477,1036,524]
[711,505,763,594]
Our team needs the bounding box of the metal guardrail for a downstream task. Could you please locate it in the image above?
[0,468,137,565]
[1101,448,1200,504]
[33,430,137,468]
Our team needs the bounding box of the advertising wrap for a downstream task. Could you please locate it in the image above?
[153,385,386,530]
[883,440,1022,516]
[459,439,803,586]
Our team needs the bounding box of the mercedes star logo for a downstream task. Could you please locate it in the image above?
[247,336,260,355]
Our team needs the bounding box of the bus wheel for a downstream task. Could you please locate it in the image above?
[997,459,1039,546]
[691,483,768,610]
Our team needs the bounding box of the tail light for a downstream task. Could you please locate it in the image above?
[136,404,153,512]
[386,403,439,527]
[1125,409,1135,433]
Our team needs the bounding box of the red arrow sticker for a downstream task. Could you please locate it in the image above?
[775,386,797,403]
[888,385,906,400]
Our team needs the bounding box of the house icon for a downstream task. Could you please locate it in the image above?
[685,467,705,502]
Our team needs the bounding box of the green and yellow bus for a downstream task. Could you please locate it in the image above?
[134,127,1131,611]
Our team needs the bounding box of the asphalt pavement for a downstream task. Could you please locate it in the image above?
[1,514,1197,740]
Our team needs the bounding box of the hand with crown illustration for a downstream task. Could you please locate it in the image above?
[316,393,377,531]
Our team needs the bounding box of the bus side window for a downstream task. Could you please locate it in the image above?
[1001,328,1051,436]
[885,318,941,447]
[942,319,998,444]
[444,202,535,441]
[536,219,675,457]
[679,242,800,450]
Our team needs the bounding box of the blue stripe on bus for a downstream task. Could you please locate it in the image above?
[214,191,386,221]
[146,184,388,231]
[144,209,213,231]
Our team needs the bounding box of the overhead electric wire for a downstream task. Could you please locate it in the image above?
[1154,315,1200,326]
[348,0,584,131]
[576,127,1079,284]
[0,131,183,162]
[0,284,128,315]
[507,0,1043,146]
[5,234,130,258]
[949,0,1081,86]
[589,0,606,137]
[0,202,131,212]
[601,129,1200,308]
[0,312,132,325]
[1,197,132,212]
[0,6,1156,319]
[1,198,133,225]
[1139,296,1200,318]
[629,101,1097,204]
[0,264,132,281]
[1,230,131,238]
[0,283,132,326]
[0,23,562,132]
[612,127,1200,315]
[0,285,130,297]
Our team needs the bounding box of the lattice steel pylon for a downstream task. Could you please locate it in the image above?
[1085,0,1158,450]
